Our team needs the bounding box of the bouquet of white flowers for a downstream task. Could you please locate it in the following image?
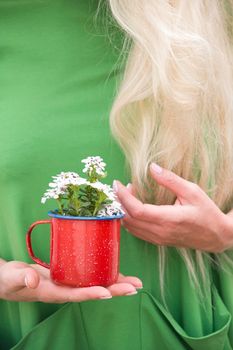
[41,156,124,217]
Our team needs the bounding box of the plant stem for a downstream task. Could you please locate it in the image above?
[56,199,63,214]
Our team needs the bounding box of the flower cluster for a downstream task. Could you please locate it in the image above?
[81,156,106,181]
[41,156,124,217]
[97,201,124,217]
[41,172,82,203]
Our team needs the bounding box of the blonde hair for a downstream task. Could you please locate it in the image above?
[107,0,233,296]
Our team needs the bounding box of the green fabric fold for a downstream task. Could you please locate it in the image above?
[10,288,232,350]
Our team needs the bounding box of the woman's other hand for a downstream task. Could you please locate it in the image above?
[0,260,142,303]
[114,163,233,253]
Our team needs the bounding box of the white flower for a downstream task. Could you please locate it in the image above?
[81,156,106,177]
[90,182,116,200]
[97,200,125,217]
[41,187,66,204]
[49,171,89,190]
[51,171,80,186]
[41,171,89,204]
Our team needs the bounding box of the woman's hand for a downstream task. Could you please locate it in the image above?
[0,260,142,303]
[114,163,233,253]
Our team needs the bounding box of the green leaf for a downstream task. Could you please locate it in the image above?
[81,202,91,207]
[80,196,89,201]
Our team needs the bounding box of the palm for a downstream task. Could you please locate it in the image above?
[0,261,142,303]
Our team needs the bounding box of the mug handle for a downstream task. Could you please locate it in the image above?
[26,220,51,269]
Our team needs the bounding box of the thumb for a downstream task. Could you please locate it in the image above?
[23,268,40,289]
[2,263,40,292]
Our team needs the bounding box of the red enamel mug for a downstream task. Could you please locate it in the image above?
[26,211,123,287]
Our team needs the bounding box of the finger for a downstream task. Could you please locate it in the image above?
[123,212,161,232]
[32,264,50,279]
[2,265,40,292]
[122,183,137,215]
[126,183,137,197]
[107,282,137,296]
[37,281,113,303]
[123,222,159,245]
[114,180,144,218]
[114,180,180,222]
[24,269,40,289]
[117,273,143,289]
[123,220,161,243]
[66,286,113,302]
[150,163,203,203]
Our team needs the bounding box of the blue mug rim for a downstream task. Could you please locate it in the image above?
[48,210,125,221]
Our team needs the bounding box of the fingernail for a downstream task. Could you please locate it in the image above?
[99,295,112,299]
[150,163,163,174]
[135,285,143,289]
[126,183,132,189]
[25,276,30,288]
[113,180,118,192]
[125,290,138,296]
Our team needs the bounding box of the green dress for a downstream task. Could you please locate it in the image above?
[0,1,232,349]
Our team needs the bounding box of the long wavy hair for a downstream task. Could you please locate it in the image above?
[106,0,233,296]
